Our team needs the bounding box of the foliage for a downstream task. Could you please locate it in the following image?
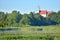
[0,10,60,27]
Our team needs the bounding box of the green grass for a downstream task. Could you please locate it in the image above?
[0,34,60,40]
[0,25,60,40]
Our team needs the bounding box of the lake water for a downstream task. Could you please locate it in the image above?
[0,28,59,34]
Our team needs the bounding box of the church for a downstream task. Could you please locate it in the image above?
[37,6,52,17]
[39,10,52,17]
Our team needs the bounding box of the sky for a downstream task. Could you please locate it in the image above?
[0,0,60,14]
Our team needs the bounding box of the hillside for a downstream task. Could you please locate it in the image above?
[0,10,60,27]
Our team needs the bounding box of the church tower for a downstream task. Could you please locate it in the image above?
[37,6,52,17]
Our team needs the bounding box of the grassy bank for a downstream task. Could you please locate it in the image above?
[0,34,60,40]
[0,25,60,40]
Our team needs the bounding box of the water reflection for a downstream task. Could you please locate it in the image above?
[0,28,60,34]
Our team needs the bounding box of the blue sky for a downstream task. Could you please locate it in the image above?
[0,0,60,13]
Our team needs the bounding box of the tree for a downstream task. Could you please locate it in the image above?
[19,14,31,26]
[0,12,8,27]
[48,11,60,23]
[7,10,22,26]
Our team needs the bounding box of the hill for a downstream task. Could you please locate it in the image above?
[0,10,60,27]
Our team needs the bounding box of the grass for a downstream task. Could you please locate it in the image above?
[0,25,60,40]
[0,34,60,40]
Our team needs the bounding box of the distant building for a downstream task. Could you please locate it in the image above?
[39,10,52,17]
[37,6,52,17]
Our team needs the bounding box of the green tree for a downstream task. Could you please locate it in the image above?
[7,10,22,26]
[0,12,8,27]
[19,14,31,26]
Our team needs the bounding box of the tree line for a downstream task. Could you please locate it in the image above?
[0,10,60,27]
